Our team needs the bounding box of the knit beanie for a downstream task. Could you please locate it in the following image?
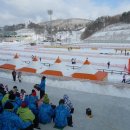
[32,89,36,96]
[4,102,14,110]
[21,101,28,108]
[43,94,49,104]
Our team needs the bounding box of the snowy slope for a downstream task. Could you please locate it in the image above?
[86,23,130,41]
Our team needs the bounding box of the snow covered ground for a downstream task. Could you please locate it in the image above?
[0,41,130,130]
[0,77,130,130]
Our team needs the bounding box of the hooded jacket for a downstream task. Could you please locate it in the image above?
[63,95,73,112]
[24,95,38,115]
[0,110,32,130]
[54,104,70,128]
[39,79,46,91]
[38,103,54,124]
[17,107,35,122]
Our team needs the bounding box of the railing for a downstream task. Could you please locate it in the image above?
[98,69,129,75]
[66,65,81,70]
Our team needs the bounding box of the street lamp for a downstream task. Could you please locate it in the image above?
[47,10,53,44]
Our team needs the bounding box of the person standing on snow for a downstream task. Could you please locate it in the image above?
[38,76,46,99]
[107,61,110,69]
[17,71,22,83]
[122,74,126,83]
[12,70,17,82]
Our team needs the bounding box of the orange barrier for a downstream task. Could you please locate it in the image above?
[0,64,16,70]
[72,71,108,81]
[95,71,108,81]
[72,73,97,80]
[41,70,63,77]
[17,67,36,73]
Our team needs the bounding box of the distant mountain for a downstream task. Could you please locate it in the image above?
[39,18,92,31]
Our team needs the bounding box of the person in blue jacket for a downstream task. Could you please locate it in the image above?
[24,89,38,115]
[0,102,33,130]
[39,76,46,99]
[3,93,20,113]
[38,94,54,124]
[54,99,71,129]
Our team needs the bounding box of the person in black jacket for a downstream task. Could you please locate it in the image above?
[12,70,17,82]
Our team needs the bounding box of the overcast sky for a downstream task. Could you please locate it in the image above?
[0,0,130,26]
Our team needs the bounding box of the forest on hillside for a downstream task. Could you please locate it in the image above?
[81,11,130,40]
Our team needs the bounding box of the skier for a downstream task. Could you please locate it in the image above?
[12,70,17,81]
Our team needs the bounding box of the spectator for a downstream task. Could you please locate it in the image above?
[12,70,17,82]
[0,102,32,130]
[54,99,72,129]
[38,94,54,124]
[63,95,74,126]
[17,101,39,130]
[20,89,26,101]
[7,93,20,113]
[24,89,38,115]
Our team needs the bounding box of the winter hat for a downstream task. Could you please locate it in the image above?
[42,76,46,80]
[59,99,64,105]
[0,83,4,88]
[43,94,50,104]
[32,89,36,96]
[9,93,16,100]
[4,102,14,110]
[21,101,28,108]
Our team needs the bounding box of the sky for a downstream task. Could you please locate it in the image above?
[0,0,130,26]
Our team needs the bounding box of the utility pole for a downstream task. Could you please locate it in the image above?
[47,10,53,45]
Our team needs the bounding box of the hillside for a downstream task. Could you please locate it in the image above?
[85,23,130,41]
[81,11,130,40]
[39,18,91,31]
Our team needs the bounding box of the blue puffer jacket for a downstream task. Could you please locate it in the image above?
[38,103,54,124]
[0,110,32,130]
[39,79,46,91]
[54,104,70,128]
[24,95,38,115]
[15,96,22,106]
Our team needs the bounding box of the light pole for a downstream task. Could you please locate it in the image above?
[47,10,53,44]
